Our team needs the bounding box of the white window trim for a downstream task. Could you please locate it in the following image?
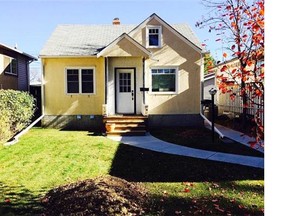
[65,67,96,95]
[4,56,18,76]
[149,66,179,95]
[146,25,162,48]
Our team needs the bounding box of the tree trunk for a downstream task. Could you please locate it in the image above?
[241,81,248,129]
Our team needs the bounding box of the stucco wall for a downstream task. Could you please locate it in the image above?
[133,18,202,114]
[42,57,105,115]
[101,37,149,58]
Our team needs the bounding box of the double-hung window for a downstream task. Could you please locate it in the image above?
[4,56,18,76]
[147,26,162,48]
[66,68,95,94]
[151,68,178,94]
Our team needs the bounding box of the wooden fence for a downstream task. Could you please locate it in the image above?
[217,85,264,123]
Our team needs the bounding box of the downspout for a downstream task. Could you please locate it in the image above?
[27,59,33,91]
[105,57,108,104]
[200,52,204,115]
[4,114,44,146]
[41,59,45,119]
[27,57,37,90]
[142,57,146,104]
[199,51,224,138]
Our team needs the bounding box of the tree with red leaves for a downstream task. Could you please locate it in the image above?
[196,0,264,147]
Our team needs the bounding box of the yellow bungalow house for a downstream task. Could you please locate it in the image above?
[40,14,205,134]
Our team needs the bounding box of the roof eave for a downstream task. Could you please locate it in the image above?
[0,43,37,61]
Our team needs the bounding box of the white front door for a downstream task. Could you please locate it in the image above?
[116,68,135,114]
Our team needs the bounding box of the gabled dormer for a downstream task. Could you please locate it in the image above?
[128,13,203,53]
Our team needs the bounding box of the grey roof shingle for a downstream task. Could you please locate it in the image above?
[40,23,203,56]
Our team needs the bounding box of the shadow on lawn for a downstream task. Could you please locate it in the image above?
[109,144,264,183]
[0,182,44,216]
[148,192,264,215]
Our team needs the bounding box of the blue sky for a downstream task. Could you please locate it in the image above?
[0,0,224,67]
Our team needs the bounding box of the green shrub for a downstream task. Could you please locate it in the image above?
[0,89,35,144]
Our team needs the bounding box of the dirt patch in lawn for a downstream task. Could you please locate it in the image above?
[42,176,148,216]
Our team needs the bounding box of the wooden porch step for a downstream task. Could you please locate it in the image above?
[112,124,146,128]
[104,115,147,119]
[106,130,147,136]
[105,119,146,123]
[104,116,147,122]
[103,115,148,136]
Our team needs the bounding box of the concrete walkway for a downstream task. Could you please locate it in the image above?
[108,131,264,169]
[214,123,264,153]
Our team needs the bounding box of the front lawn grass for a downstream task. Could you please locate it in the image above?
[0,128,264,215]
[150,126,264,157]
[0,128,119,215]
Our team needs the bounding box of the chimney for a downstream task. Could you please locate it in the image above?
[112,18,120,25]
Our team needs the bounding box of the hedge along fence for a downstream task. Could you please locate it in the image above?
[0,89,35,144]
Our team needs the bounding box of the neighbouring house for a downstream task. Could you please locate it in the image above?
[39,13,205,134]
[201,71,217,119]
[202,72,215,100]
[0,43,37,91]
[211,57,264,121]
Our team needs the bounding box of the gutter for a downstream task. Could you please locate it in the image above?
[3,114,44,147]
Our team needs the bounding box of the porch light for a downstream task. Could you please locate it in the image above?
[209,87,217,142]
[209,87,217,96]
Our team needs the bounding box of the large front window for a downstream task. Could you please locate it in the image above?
[151,68,177,93]
[66,68,94,94]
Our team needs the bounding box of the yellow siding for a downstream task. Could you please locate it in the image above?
[42,57,105,115]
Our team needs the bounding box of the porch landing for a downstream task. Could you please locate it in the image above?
[103,115,148,136]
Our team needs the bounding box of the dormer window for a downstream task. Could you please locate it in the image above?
[147,26,162,48]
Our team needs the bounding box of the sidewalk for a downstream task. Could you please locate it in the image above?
[214,123,264,153]
[108,133,264,169]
